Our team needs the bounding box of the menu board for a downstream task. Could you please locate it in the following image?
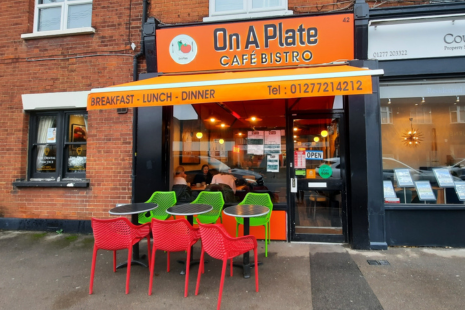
[294,151,306,169]
[394,169,414,187]
[383,181,397,198]
[433,169,455,188]
[414,181,436,201]
[266,155,279,172]
[454,182,465,201]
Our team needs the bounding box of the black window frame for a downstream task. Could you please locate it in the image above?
[28,110,87,180]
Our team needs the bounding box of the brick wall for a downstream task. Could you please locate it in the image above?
[0,0,145,220]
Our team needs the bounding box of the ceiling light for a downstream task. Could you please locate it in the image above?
[219,139,224,144]
[321,130,328,137]
[196,132,203,139]
[314,137,320,142]
[216,123,230,128]
[421,97,425,103]
[293,127,298,131]
[245,116,262,122]
[402,117,423,147]
[293,135,297,138]
[457,96,460,103]
[388,98,391,104]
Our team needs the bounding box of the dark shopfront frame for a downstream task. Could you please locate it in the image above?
[131,10,386,250]
[369,3,465,247]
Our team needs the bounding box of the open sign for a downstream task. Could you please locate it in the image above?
[305,150,323,160]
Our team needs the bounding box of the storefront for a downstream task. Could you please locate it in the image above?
[88,13,385,248]
[369,5,465,247]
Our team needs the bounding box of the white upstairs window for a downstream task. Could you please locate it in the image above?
[35,0,93,32]
[205,0,292,22]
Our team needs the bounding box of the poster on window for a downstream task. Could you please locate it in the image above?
[414,181,436,201]
[247,131,264,155]
[294,151,306,169]
[383,180,397,198]
[266,155,280,172]
[454,182,465,201]
[47,128,56,143]
[264,130,281,154]
[433,169,455,188]
[394,169,414,187]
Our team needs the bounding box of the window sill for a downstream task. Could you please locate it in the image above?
[13,179,90,188]
[203,10,293,22]
[21,27,96,40]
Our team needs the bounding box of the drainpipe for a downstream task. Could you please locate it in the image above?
[131,0,148,204]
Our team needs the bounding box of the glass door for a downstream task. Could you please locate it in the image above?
[289,113,347,242]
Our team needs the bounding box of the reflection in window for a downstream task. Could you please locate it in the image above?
[381,106,393,124]
[450,106,465,124]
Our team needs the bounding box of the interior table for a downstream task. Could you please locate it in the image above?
[223,204,270,279]
[166,203,213,274]
[108,202,158,268]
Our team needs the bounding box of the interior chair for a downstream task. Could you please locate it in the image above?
[191,191,225,224]
[308,192,328,219]
[235,193,273,257]
[138,191,177,224]
[396,189,413,204]
[195,222,259,310]
[89,217,151,295]
[148,218,200,297]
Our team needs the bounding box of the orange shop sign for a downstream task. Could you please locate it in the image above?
[156,14,354,73]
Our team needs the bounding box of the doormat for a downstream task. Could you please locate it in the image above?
[310,250,384,310]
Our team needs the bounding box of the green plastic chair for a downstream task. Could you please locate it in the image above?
[138,191,177,224]
[235,193,273,257]
[192,192,225,224]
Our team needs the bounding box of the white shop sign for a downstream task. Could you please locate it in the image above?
[368,14,465,61]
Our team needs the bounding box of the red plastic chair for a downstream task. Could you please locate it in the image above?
[195,222,259,310]
[89,217,151,295]
[148,218,200,297]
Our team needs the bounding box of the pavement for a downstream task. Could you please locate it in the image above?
[0,230,464,310]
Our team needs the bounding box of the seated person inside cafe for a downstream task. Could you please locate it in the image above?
[211,168,237,193]
[173,166,187,185]
[193,164,213,185]
[172,165,194,201]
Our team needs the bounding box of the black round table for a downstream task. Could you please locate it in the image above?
[108,202,158,268]
[166,203,213,274]
[223,204,270,279]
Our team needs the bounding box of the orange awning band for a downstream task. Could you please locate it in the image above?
[87,65,384,110]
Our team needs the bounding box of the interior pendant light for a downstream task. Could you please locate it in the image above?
[402,118,423,146]
[321,130,328,137]
[196,132,203,139]
[314,137,320,142]
[219,138,224,144]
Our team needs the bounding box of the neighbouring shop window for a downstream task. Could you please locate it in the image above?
[35,0,93,32]
[380,80,465,205]
[30,111,87,180]
[171,100,288,205]
[207,0,290,20]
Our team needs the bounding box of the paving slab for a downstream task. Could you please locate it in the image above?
[0,231,312,310]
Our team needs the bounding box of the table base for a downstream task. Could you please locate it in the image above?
[233,261,263,279]
[177,259,208,275]
[116,258,149,269]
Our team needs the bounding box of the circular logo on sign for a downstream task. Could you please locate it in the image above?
[318,164,333,179]
[169,34,197,65]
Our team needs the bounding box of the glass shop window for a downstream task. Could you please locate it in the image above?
[30,111,87,180]
[380,81,465,205]
[171,100,288,205]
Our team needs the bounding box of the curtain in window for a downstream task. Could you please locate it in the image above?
[36,116,55,169]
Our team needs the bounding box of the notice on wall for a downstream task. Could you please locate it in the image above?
[266,155,280,172]
[394,169,414,187]
[414,181,436,201]
[294,151,306,169]
[454,182,465,201]
[383,180,397,198]
[247,131,264,155]
[433,168,455,188]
